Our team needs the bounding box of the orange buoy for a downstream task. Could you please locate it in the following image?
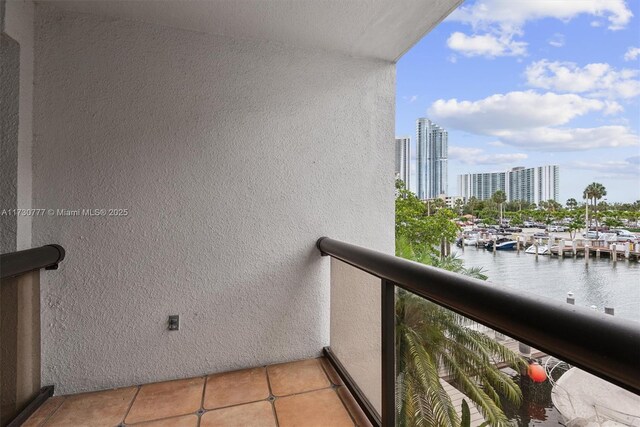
[528,363,547,383]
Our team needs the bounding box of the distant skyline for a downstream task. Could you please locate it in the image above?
[396,0,640,203]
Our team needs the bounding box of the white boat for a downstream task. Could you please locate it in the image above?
[552,368,640,426]
[463,236,478,246]
[525,245,549,255]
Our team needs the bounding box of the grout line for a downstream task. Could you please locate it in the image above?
[273,385,335,399]
[196,375,208,427]
[264,365,280,427]
[199,375,208,410]
[121,386,141,425]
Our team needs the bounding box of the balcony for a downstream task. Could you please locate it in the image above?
[23,357,369,427]
[1,0,639,426]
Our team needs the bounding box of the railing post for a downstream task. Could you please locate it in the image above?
[381,279,395,427]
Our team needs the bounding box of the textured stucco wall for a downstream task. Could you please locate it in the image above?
[33,6,394,395]
[1,32,19,254]
[3,0,34,251]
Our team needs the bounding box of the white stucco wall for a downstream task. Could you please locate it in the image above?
[33,6,394,396]
[3,0,34,251]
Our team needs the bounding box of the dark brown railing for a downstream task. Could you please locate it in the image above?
[1,245,65,427]
[317,237,640,427]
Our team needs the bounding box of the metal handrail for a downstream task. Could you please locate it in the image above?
[1,245,66,279]
[317,237,640,426]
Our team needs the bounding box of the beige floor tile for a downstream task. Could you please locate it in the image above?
[125,377,204,424]
[201,401,276,427]
[44,387,137,427]
[267,359,330,396]
[204,367,270,409]
[275,388,354,427]
[130,414,198,426]
[23,396,65,426]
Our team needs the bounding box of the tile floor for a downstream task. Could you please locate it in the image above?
[24,357,372,427]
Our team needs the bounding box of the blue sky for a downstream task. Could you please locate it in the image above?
[396,0,640,203]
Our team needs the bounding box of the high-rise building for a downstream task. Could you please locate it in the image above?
[457,171,506,201]
[458,165,559,205]
[395,136,410,188]
[416,118,447,200]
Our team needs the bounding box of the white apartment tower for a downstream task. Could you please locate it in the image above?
[416,118,448,200]
[458,165,559,205]
[395,136,411,188]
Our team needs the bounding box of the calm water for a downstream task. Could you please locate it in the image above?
[455,247,640,322]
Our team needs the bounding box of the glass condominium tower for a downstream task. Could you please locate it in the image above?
[395,137,411,188]
[416,118,448,200]
[457,165,560,205]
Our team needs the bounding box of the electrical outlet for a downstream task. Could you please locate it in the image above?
[168,315,179,331]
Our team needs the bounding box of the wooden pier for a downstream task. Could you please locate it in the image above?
[548,242,640,261]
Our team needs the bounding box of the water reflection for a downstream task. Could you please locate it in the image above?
[455,247,640,322]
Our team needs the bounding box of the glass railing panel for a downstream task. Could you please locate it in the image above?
[394,285,640,427]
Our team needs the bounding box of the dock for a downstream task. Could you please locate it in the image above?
[547,241,640,261]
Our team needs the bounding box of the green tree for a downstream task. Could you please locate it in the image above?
[454,198,465,215]
[463,197,482,217]
[491,191,507,225]
[583,182,607,233]
[566,198,578,210]
[566,209,585,239]
[395,180,458,261]
[395,187,525,427]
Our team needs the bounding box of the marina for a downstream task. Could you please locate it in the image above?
[454,243,640,322]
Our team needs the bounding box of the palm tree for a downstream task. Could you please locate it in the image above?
[566,198,578,210]
[491,191,507,226]
[395,238,526,426]
[583,183,607,232]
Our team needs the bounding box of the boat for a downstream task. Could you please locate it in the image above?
[463,235,479,246]
[525,245,549,255]
[551,368,640,426]
[485,238,517,251]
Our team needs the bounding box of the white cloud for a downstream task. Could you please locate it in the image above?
[449,146,527,165]
[428,91,614,134]
[499,126,639,151]
[428,91,638,151]
[590,20,602,27]
[548,33,565,48]
[445,0,632,58]
[568,156,640,178]
[449,0,633,31]
[624,46,640,61]
[525,60,640,99]
[402,95,418,103]
[447,32,526,57]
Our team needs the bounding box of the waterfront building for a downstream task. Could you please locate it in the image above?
[458,165,559,205]
[416,118,448,200]
[457,172,506,201]
[508,165,559,205]
[425,195,464,211]
[395,136,411,188]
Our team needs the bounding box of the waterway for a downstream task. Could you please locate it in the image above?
[454,246,640,322]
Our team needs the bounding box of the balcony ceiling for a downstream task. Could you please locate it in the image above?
[39,0,462,61]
